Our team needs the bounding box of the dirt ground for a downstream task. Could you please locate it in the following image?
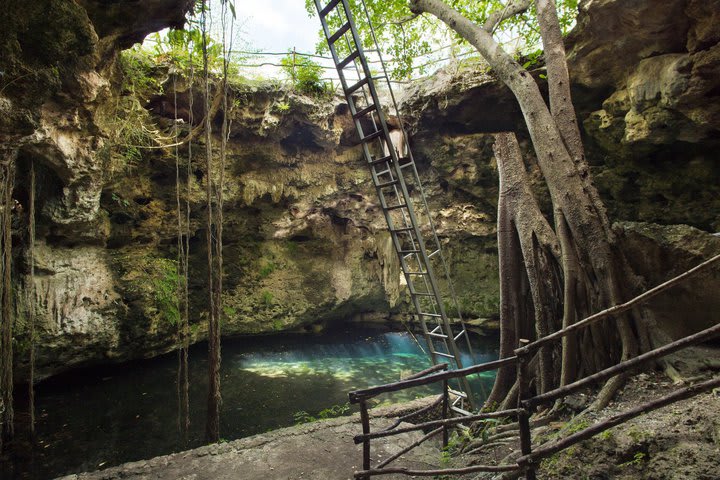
[55,398,444,480]
[58,347,720,480]
[452,346,720,480]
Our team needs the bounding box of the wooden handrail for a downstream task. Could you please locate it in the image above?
[348,253,720,479]
[349,356,517,403]
[515,253,720,356]
[354,463,520,478]
[403,363,448,380]
[354,408,523,443]
[517,376,720,467]
[525,321,720,409]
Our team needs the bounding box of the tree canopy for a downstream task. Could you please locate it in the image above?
[305,0,578,79]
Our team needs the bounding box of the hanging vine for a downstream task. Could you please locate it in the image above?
[27,159,36,437]
[201,0,219,443]
[173,69,191,440]
[0,153,16,451]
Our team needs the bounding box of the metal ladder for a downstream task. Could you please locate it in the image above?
[314,0,477,412]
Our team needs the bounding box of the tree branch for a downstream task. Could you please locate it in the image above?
[380,13,420,27]
[484,0,532,32]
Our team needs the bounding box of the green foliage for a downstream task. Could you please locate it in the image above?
[563,418,590,435]
[105,48,167,175]
[261,290,274,306]
[150,28,225,72]
[119,47,164,96]
[258,261,276,279]
[293,403,351,424]
[274,101,291,114]
[151,258,181,326]
[280,52,327,94]
[110,192,130,208]
[520,48,544,70]
[619,451,647,468]
[305,0,579,80]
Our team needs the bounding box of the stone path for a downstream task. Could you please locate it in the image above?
[57,399,442,480]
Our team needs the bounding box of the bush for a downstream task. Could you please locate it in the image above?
[280,52,327,94]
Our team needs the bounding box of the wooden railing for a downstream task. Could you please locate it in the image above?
[348,254,720,479]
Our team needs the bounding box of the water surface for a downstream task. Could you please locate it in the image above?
[2,327,498,479]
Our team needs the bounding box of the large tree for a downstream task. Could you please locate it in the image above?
[318,0,651,408]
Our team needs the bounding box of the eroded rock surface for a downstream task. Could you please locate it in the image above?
[2,0,719,379]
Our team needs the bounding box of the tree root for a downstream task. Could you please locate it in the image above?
[662,359,686,385]
[588,372,628,411]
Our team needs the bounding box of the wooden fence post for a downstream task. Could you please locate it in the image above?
[517,339,536,480]
[442,379,449,448]
[360,399,371,479]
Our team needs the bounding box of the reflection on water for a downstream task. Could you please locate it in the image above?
[2,327,498,480]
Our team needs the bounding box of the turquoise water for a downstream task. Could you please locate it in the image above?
[2,328,498,479]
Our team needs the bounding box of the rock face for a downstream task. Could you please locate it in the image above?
[402,0,720,232]
[572,0,720,231]
[617,222,720,341]
[2,0,719,379]
[3,0,499,378]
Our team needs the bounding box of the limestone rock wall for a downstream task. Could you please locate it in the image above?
[2,0,719,379]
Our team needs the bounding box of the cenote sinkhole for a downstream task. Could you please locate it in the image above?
[2,327,499,480]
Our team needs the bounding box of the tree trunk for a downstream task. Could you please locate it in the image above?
[488,133,562,404]
[409,0,642,406]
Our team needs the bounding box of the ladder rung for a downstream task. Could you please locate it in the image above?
[377,179,398,189]
[338,50,361,70]
[391,226,415,234]
[353,103,377,119]
[412,291,435,297]
[428,331,448,339]
[407,270,428,276]
[430,325,442,334]
[345,77,369,95]
[385,203,408,211]
[453,330,466,342]
[370,155,392,166]
[399,158,414,169]
[328,22,352,44]
[435,351,455,359]
[362,130,385,142]
[419,312,442,318]
[428,249,440,258]
[319,0,341,18]
[399,249,420,255]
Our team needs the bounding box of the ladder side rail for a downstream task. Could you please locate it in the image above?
[339,0,474,406]
[315,0,475,408]
[339,0,450,330]
[356,0,476,360]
